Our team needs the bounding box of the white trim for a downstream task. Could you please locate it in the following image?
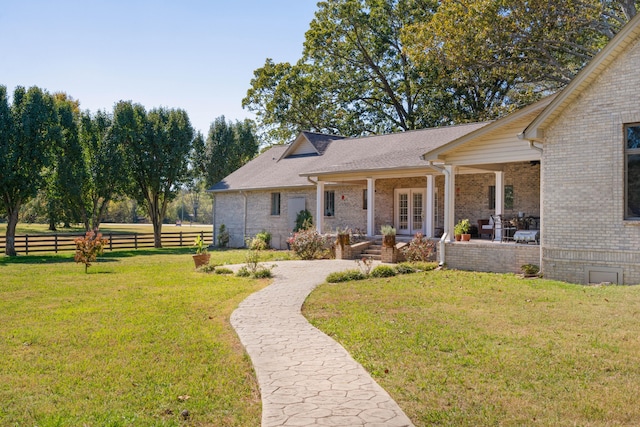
[366,178,376,236]
[316,181,324,234]
[426,175,435,238]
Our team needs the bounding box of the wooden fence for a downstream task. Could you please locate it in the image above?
[0,231,213,255]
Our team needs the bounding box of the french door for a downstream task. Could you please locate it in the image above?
[395,188,425,235]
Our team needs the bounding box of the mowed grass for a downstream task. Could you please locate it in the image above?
[0,248,271,426]
[304,269,640,426]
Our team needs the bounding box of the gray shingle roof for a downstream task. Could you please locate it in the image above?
[208,122,489,192]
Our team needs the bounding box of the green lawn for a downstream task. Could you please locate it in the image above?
[0,248,277,426]
[304,269,640,426]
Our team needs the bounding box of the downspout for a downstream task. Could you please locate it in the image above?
[239,190,247,247]
[306,176,317,186]
[519,132,544,270]
[427,161,449,267]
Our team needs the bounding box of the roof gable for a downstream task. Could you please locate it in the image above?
[278,131,346,160]
[523,13,640,139]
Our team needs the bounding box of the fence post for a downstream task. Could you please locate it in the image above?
[135,233,138,250]
[109,233,113,251]
[200,231,204,246]
[25,234,29,255]
[54,234,58,253]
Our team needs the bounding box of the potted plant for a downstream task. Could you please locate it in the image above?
[381,225,396,247]
[336,227,350,247]
[455,219,471,241]
[192,235,211,268]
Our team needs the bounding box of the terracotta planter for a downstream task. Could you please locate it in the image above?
[455,234,462,241]
[461,234,471,241]
[382,234,396,248]
[192,253,211,268]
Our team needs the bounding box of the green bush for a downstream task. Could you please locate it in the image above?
[326,269,366,283]
[214,267,234,275]
[217,224,230,248]
[250,230,271,250]
[410,261,438,272]
[253,268,274,278]
[294,209,314,232]
[370,265,397,278]
[236,266,251,277]
[395,263,417,274]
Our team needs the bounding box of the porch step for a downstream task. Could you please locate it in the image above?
[360,243,382,260]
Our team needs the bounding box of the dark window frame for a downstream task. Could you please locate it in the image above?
[625,124,640,219]
[324,190,335,217]
[270,192,281,216]
[363,189,368,210]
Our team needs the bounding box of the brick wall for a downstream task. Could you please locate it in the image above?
[444,242,540,274]
[541,37,640,284]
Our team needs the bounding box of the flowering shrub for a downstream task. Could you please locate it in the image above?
[74,231,108,273]
[287,228,326,260]
[401,232,436,262]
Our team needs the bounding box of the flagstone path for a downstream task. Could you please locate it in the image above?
[230,259,414,427]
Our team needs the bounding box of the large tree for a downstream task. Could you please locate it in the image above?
[79,110,127,231]
[192,116,260,188]
[402,0,639,120]
[111,101,194,248]
[45,93,84,230]
[0,85,57,256]
[243,0,443,143]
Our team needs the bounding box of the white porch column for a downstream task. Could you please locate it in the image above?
[495,171,504,240]
[316,180,325,234]
[444,165,456,242]
[366,178,376,236]
[425,174,435,238]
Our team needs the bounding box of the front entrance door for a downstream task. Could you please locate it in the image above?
[395,188,425,235]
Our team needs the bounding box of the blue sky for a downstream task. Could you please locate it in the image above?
[0,0,319,135]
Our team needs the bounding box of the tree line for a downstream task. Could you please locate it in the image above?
[244,0,639,144]
[0,85,259,256]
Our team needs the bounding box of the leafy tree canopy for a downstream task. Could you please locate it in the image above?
[245,0,639,142]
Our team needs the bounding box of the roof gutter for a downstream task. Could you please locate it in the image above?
[518,132,544,153]
[427,161,449,267]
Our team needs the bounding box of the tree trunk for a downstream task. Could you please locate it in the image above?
[5,205,19,256]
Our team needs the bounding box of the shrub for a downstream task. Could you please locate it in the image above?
[370,265,397,278]
[287,228,326,260]
[326,269,366,283]
[395,263,417,274]
[401,233,436,262]
[410,261,438,272]
[236,266,251,277]
[214,267,234,275]
[294,209,313,232]
[253,267,274,278]
[74,231,108,273]
[197,264,218,273]
[521,263,540,276]
[250,230,271,250]
[217,224,230,248]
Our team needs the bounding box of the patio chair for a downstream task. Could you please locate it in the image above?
[478,218,493,239]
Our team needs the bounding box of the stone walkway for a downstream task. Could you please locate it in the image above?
[230,260,414,427]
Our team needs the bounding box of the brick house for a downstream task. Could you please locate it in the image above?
[210,13,640,284]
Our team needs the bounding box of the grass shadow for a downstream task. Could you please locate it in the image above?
[0,247,193,266]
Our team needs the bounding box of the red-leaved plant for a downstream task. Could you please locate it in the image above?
[74,231,108,273]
